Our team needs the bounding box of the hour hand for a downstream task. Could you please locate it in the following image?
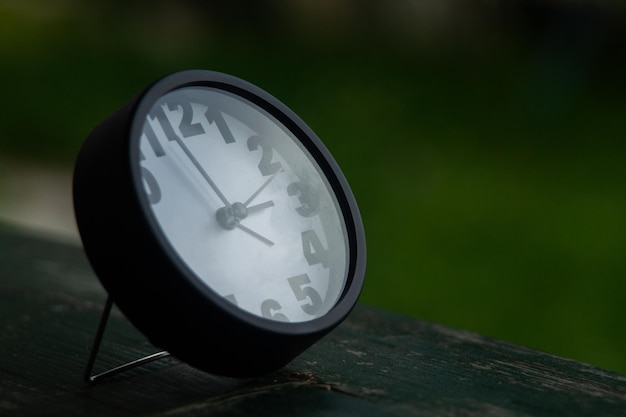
[247,201,275,214]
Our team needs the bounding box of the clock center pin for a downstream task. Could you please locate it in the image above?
[216,202,248,230]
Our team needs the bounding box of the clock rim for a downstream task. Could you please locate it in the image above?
[128,70,366,336]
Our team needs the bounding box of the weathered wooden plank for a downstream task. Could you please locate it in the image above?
[1,225,625,416]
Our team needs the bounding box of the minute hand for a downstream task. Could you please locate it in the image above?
[155,106,231,206]
[243,169,282,207]
[174,136,231,206]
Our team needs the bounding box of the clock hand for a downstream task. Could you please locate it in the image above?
[236,223,274,247]
[246,200,274,214]
[243,169,283,207]
[217,200,273,226]
[215,200,275,246]
[173,136,231,207]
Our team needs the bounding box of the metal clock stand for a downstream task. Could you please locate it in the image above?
[84,297,170,384]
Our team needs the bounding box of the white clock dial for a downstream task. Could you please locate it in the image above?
[138,87,348,323]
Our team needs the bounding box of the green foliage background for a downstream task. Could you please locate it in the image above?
[1,2,625,373]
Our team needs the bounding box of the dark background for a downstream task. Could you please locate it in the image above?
[1,1,625,373]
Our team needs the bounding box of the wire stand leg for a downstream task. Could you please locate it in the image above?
[84,296,170,384]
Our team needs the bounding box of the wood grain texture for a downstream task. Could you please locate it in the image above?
[1,226,625,416]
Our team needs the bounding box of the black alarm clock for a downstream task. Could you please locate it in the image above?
[74,70,366,378]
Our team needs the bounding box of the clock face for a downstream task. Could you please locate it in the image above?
[136,86,349,323]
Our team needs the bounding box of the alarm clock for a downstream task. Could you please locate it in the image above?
[73,70,366,377]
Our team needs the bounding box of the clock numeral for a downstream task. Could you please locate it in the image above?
[177,102,205,138]
[155,102,206,140]
[145,103,237,161]
[247,135,282,176]
[261,299,289,322]
[287,182,320,217]
[288,274,322,316]
[141,167,161,204]
[153,106,180,143]
[301,230,330,268]
[145,101,204,144]
[206,107,236,144]
[143,120,166,158]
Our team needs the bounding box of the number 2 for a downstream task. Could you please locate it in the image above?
[177,102,205,138]
[247,135,281,176]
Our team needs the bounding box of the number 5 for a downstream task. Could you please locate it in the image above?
[288,274,322,315]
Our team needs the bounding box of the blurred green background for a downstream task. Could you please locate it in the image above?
[1,1,625,373]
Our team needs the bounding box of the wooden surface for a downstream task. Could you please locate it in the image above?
[1,226,626,417]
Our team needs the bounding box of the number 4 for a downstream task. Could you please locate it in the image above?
[301,230,330,268]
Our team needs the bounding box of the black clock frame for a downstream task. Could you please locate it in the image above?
[73,70,366,377]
